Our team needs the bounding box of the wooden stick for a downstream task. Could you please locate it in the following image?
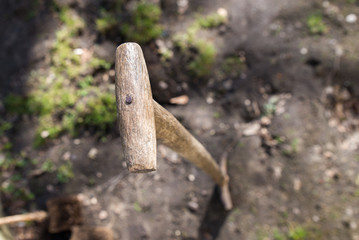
[116,43,233,210]
[0,211,48,226]
[116,43,157,173]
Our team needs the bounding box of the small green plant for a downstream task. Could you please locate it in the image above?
[289,226,308,240]
[133,202,142,212]
[273,229,286,240]
[196,12,227,28]
[264,96,279,116]
[57,161,74,183]
[0,121,12,136]
[173,11,224,78]
[307,13,328,35]
[221,56,246,77]
[121,1,162,43]
[187,40,216,77]
[96,9,118,34]
[41,159,55,173]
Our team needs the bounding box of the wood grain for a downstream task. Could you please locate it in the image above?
[116,43,157,172]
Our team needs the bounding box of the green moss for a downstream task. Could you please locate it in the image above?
[0,121,12,136]
[289,226,308,240]
[121,1,162,43]
[196,12,227,28]
[82,92,117,132]
[273,229,286,240]
[221,56,246,77]
[57,161,74,183]
[96,9,118,34]
[172,11,224,78]
[187,40,216,77]
[90,57,112,70]
[307,13,328,35]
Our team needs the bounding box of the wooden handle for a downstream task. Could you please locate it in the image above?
[115,43,232,209]
[0,211,48,226]
[116,43,157,173]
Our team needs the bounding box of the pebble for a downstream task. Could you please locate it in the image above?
[345,207,354,216]
[63,151,71,161]
[109,69,115,77]
[201,190,209,196]
[46,184,54,192]
[206,96,214,104]
[73,139,81,145]
[260,116,271,126]
[293,178,301,191]
[323,151,333,159]
[99,210,108,220]
[273,166,282,180]
[88,148,98,159]
[243,122,260,136]
[351,221,358,230]
[346,14,357,23]
[188,174,196,182]
[300,47,308,55]
[187,201,199,212]
[73,48,84,55]
[169,95,189,105]
[312,215,320,222]
[159,81,168,89]
[174,230,181,237]
[293,208,301,215]
[90,197,98,205]
[40,130,50,138]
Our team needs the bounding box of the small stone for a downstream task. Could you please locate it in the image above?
[323,151,333,159]
[73,48,84,55]
[102,74,109,82]
[174,230,181,237]
[99,210,108,220]
[201,190,209,196]
[260,116,271,126]
[159,81,168,89]
[90,197,98,205]
[293,178,301,191]
[188,174,195,182]
[312,215,320,222]
[273,166,282,180]
[346,14,357,23]
[153,173,161,181]
[293,208,301,215]
[217,8,228,20]
[74,139,81,145]
[109,69,115,77]
[300,47,308,55]
[88,148,98,159]
[206,96,214,104]
[187,201,199,212]
[63,151,71,161]
[46,184,54,192]
[96,172,103,178]
[345,207,354,216]
[243,122,260,136]
[351,221,358,230]
[169,95,189,105]
[40,130,50,138]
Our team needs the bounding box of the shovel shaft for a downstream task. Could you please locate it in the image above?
[0,211,47,226]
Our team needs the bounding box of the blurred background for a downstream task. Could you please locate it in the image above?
[0,0,359,239]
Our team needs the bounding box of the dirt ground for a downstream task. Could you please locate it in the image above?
[1,0,359,239]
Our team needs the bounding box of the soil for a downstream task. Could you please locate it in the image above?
[1,0,359,239]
